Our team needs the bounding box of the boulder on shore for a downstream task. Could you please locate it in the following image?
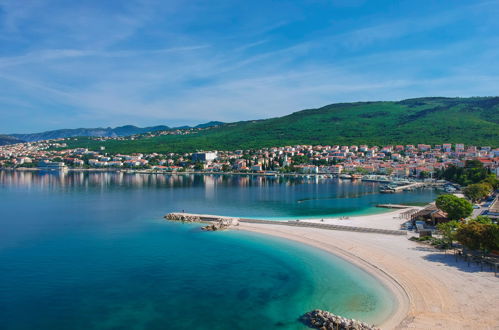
[201,218,239,231]
[300,309,380,330]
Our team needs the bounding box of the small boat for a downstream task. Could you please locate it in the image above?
[380,184,397,193]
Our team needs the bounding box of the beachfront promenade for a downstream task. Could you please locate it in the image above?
[166,212,407,235]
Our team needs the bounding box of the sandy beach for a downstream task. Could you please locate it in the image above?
[299,208,422,231]
[238,211,499,329]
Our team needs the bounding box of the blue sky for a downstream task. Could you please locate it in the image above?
[1,0,498,133]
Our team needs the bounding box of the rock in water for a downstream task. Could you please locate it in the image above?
[201,224,218,231]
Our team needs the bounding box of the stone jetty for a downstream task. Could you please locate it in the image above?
[201,218,239,231]
[165,212,406,236]
[300,310,380,330]
[164,213,239,231]
[164,213,201,222]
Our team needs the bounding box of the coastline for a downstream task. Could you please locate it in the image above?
[237,221,499,329]
[296,208,420,231]
[237,223,409,329]
[0,167,342,177]
[255,208,416,228]
[0,167,429,181]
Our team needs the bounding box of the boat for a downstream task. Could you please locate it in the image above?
[444,186,457,193]
[379,184,398,193]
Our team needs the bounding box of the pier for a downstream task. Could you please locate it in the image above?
[165,212,407,236]
[376,204,413,209]
[392,182,426,191]
[380,181,442,193]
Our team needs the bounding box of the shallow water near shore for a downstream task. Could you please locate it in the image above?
[0,171,435,329]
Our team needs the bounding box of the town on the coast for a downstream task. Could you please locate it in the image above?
[2,136,498,220]
[3,0,499,329]
[3,141,499,330]
[1,138,498,178]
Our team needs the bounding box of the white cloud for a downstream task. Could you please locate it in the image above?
[0,0,498,132]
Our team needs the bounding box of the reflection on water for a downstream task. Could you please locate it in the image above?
[0,170,436,220]
[0,170,368,190]
[0,170,401,329]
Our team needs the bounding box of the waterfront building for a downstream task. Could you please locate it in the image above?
[192,152,218,162]
[37,160,67,170]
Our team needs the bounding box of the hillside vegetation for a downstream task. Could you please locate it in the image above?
[65,97,499,153]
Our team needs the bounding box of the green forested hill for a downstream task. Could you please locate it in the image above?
[66,97,499,153]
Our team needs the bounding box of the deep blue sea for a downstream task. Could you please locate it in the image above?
[0,171,437,329]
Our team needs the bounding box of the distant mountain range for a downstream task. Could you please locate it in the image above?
[3,97,499,151]
[0,135,24,146]
[62,97,499,154]
[1,121,224,144]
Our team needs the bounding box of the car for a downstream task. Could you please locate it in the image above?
[473,204,480,209]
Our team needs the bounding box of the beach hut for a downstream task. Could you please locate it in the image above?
[411,205,448,226]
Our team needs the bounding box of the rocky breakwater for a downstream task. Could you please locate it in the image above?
[201,218,240,231]
[300,310,380,330]
[164,213,239,231]
[164,213,201,222]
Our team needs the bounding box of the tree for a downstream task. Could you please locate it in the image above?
[436,220,459,247]
[279,165,295,173]
[480,174,499,190]
[437,160,489,186]
[435,194,473,220]
[456,222,499,253]
[354,167,369,175]
[482,224,499,253]
[456,221,485,251]
[471,215,493,224]
[292,155,309,165]
[463,183,492,203]
[419,171,431,179]
[312,158,328,166]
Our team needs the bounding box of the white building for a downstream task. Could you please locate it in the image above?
[192,152,218,162]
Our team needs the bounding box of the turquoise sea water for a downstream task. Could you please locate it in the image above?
[0,171,436,329]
